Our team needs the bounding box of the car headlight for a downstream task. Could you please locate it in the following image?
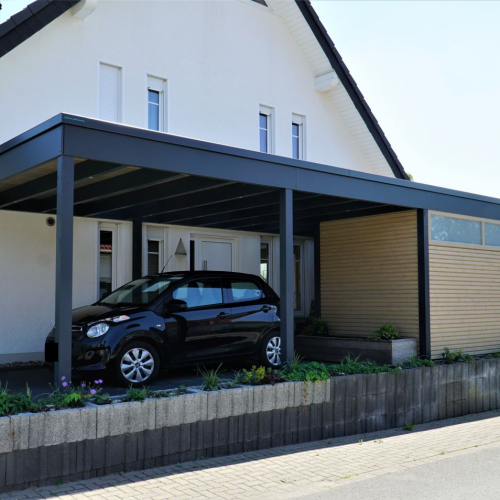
[87,323,110,338]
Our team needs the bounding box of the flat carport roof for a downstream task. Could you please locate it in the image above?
[2,113,500,383]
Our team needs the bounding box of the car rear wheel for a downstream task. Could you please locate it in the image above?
[115,341,160,387]
[260,333,282,368]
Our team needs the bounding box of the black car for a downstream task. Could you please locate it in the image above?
[45,271,281,386]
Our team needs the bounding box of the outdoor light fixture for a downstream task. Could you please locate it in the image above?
[46,217,55,227]
[175,238,187,255]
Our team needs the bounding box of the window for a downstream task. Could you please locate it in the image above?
[485,223,500,247]
[99,63,122,122]
[260,241,271,283]
[147,240,162,274]
[259,105,274,153]
[293,244,303,313]
[147,75,166,131]
[229,281,263,303]
[99,230,113,299]
[431,215,482,245]
[292,114,305,160]
[173,279,223,308]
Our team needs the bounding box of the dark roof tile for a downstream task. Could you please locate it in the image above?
[0,19,15,38]
[28,0,49,15]
[11,7,32,25]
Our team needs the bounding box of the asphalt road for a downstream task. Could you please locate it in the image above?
[297,443,500,500]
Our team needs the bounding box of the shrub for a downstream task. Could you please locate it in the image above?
[122,386,150,402]
[400,356,434,368]
[303,318,329,337]
[327,354,401,376]
[403,423,414,432]
[198,364,224,391]
[371,324,400,341]
[441,348,474,364]
[45,377,104,409]
[237,366,283,386]
[280,361,330,382]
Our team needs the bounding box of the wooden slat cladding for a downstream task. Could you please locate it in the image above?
[320,211,419,342]
[430,244,500,357]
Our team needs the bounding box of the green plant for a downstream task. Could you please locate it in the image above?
[400,356,435,368]
[371,324,400,341]
[123,386,150,402]
[240,365,267,385]
[327,354,401,376]
[491,352,500,358]
[280,361,330,382]
[285,353,304,372]
[0,383,35,416]
[441,348,474,364]
[93,393,112,405]
[198,364,224,391]
[303,318,329,337]
[403,423,414,431]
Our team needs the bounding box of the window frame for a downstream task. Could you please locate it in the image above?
[259,105,274,154]
[291,113,306,160]
[146,74,167,132]
[428,211,500,251]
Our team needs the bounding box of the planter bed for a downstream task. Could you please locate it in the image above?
[295,335,417,365]
[1,359,500,492]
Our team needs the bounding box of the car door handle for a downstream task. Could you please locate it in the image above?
[217,312,229,319]
[261,306,272,312]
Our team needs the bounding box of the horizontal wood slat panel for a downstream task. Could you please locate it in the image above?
[320,211,419,341]
[430,241,500,357]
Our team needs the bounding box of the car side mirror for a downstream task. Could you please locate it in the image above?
[166,299,188,313]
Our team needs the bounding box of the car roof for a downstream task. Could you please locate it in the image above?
[150,270,264,280]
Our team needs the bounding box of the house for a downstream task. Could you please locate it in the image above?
[1,0,500,380]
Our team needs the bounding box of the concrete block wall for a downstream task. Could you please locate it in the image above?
[2,360,500,492]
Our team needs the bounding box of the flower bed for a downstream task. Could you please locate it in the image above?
[1,356,500,492]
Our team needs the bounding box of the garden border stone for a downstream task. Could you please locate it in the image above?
[2,359,500,492]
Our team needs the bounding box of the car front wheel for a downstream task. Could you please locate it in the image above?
[260,333,282,368]
[115,341,160,386]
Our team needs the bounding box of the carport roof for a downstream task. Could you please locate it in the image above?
[1,113,500,236]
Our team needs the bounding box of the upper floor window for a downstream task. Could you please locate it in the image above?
[147,75,167,131]
[292,114,305,160]
[259,105,274,153]
[99,63,122,122]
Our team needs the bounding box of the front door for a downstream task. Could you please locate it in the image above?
[199,238,233,271]
[164,277,233,362]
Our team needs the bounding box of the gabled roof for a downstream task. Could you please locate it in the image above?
[0,0,408,180]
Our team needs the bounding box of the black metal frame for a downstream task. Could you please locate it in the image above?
[417,209,431,358]
[3,114,500,382]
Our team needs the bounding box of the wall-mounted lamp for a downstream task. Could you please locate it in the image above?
[175,238,187,256]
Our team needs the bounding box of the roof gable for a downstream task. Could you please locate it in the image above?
[0,0,408,180]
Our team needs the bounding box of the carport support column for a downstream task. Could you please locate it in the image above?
[133,220,143,280]
[279,188,294,363]
[417,209,431,358]
[54,155,74,385]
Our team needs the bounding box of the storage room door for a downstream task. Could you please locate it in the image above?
[200,239,233,271]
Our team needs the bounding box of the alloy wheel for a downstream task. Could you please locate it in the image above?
[266,336,282,366]
[120,347,155,383]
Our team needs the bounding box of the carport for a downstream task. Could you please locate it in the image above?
[2,113,500,383]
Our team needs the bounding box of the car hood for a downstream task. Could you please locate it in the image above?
[72,305,145,325]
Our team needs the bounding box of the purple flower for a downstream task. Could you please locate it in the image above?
[94,380,99,385]
[61,376,66,381]
[81,383,86,388]
[98,379,103,384]
[90,389,96,395]
[62,381,68,388]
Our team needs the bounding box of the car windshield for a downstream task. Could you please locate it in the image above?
[99,276,182,306]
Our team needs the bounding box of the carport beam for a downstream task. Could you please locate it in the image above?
[280,188,294,363]
[54,155,74,385]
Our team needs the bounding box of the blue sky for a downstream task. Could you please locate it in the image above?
[2,0,500,197]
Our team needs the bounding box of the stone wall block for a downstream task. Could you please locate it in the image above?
[231,388,249,416]
[275,382,293,410]
[9,414,29,451]
[366,373,378,396]
[331,376,346,402]
[183,393,208,424]
[0,418,12,454]
[377,372,388,395]
[108,403,128,436]
[312,380,329,405]
[294,382,312,407]
[28,413,46,449]
[96,405,111,438]
[261,385,276,413]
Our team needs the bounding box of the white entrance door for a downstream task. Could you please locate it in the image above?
[200,239,233,271]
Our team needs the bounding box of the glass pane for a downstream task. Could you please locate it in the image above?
[148,253,159,275]
[230,281,263,302]
[260,242,269,260]
[292,123,299,136]
[292,136,299,159]
[99,231,113,299]
[259,113,267,129]
[485,223,500,247]
[259,129,267,153]
[173,279,223,308]
[293,244,301,261]
[148,103,159,131]
[148,240,159,253]
[431,215,481,245]
[148,89,159,104]
[260,262,269,283]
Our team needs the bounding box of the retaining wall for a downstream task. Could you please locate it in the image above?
[2,359,500,492]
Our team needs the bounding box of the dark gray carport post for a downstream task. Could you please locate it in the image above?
[54,155,74,385]
[133,220,143,280]
[279,188,294,363]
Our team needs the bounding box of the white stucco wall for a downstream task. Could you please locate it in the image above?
[0,0,376,174]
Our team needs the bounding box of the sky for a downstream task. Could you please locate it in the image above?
[2,0,500,197]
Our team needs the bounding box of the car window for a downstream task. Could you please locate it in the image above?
[229,280,263,303]
[173,279,223,308]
